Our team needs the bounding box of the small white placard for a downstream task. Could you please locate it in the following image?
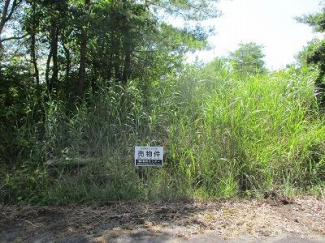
[135,146,164,166]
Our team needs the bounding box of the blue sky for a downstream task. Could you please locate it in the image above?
[187,0,323,69]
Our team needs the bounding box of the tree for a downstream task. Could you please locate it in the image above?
[297,6,325,105]
[1,0,221,102]
[297,8,325,77]
[77,0,91,97]
[0,0,224,196]
[295,39,320,68]
[1,0,220,99]
[228,42,266,77]
[0,0,25,45]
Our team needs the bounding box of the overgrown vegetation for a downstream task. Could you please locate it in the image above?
[2,63,325,204]
[1,1,325,205]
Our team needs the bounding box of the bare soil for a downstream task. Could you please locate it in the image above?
[1,196,325,243]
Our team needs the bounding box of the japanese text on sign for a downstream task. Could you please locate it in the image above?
[135,146,164,166]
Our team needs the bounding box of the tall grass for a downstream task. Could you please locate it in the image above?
[178,68,325,196]
[2,63,325,204]
[154,64,325,197]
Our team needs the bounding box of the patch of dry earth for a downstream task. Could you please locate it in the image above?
[0,197,324,242]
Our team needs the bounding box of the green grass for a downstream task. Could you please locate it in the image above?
[1,64,325,204]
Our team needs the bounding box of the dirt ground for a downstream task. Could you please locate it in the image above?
[1,195,325,243]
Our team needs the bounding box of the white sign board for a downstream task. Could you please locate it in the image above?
[135,146,163,166]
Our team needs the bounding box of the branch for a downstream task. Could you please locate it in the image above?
[0,33,28,43]
[5,0,19,22]
[0,0,11,35]
[182,1,220,19]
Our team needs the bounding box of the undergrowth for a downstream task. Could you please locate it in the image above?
[1,63,325,205]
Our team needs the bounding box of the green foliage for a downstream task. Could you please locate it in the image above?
[1,0,215,175]
[297,7,325,32]
[2,0,325,205]
[2,62,325,204]
[0,59,38,166]
[297,5,325,106]
[46,158,144,204]
[228,42,267,77]
[163,65,325,197]
[148,0,220,21]
[295,39,322,68]
[1,167,50,205]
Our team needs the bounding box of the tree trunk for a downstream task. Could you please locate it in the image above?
[30,0,39,85]
[31,31,39,85]
[0,0,11,38]
[46,20,59,93]
[45,49,52,92]
[62,40,70,81]
[77,31,87,96]
[50,23,59,89]
[0,0,23,45]
[76,0,91,97]
[0,0,11,51]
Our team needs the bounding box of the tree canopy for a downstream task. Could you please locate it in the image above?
[228,42,266,77]
[0,0,220,100]
[297,6,325,84]
[0,0,221,167]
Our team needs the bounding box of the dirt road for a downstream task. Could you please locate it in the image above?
[1,197,325,242]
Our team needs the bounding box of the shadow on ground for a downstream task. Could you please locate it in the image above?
[1,198,325,243]
[0,201,210,242]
